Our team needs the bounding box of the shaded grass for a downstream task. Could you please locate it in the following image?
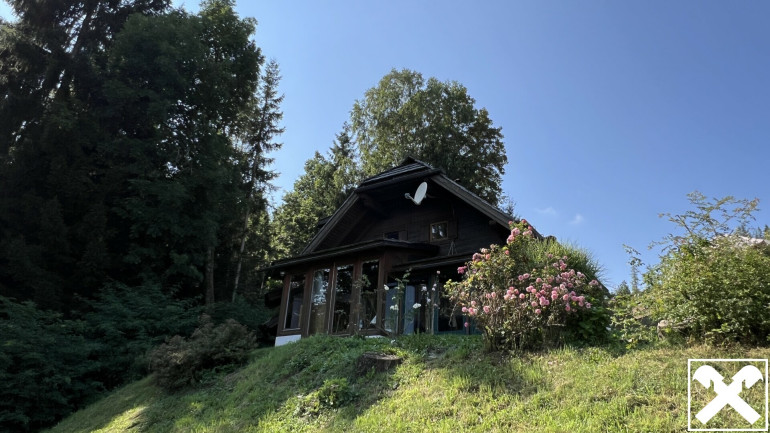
[47,335,770,433]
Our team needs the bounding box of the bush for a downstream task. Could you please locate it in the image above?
[84,283,201,387]
[208,295,275,336]
[0,296,102,433]
[149,316,257,391]
[647,237,770,344]
[444,221,608,351]
[643,192,770,345]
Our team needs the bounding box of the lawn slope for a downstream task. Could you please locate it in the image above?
[47,335,770,433]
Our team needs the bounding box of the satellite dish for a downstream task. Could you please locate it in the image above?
[405,182,428,205]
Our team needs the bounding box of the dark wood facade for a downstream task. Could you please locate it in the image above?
[269,158,520,345]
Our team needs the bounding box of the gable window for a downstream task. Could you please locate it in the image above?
[284,275,305,330]
[430,221,448,241]
[384,231,400,240]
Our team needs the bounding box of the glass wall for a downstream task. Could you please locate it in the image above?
[308,268,330,335]
[331,264,354,334]
[284,275,305,330]
[359,260,379,330]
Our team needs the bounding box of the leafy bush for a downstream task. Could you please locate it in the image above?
[444,221,608,351]
[84,283,201,387]
[0,296,102,433]
[644,192,770,345]
[608,292,657,348]
[208,295,275,336]
[149,316,257,391]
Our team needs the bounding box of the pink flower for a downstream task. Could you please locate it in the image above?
[523,273,530,279]
[483,306,491,314]
[485,254,491,260]
[490,292,497,299]
[536,277,543,284]
[519,293,526,299]
[589,279,599,286]
[473,253,482,262]
[461,306,468,313]
[513,289,519,295]
[512,227,521,236]
[531,301,538,308]
[471,301,477,307]
[457,266,466,274]
[539,297,547,306]
[504,250,510,256]
[522,219,528,225]
[507,235,515,243]
[586,303,592,309]
[565,305,571,312]
[535,308,541,315]
[523,230,532,237]
[562,294,570,301]
[464,322,470,328]
[551,292,559,300]
[526,285,534,293]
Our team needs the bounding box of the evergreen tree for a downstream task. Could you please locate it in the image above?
[271,131,359,258]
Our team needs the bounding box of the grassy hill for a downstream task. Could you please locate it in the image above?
[46,335,770,433]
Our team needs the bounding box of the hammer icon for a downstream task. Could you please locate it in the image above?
[693,364,763,425]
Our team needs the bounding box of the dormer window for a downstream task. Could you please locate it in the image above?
[430,221,448,241]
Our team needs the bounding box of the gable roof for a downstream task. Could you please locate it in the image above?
[300,157,523,255]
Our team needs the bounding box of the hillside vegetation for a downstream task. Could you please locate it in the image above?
[47,335,770,433]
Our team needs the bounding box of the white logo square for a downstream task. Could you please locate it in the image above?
[688,358,769,431]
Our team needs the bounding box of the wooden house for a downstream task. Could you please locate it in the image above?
[267,158,533,346]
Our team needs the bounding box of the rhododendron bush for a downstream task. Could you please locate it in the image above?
[445,221,608,351]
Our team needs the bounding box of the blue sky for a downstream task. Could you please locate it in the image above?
[3,1,768,289]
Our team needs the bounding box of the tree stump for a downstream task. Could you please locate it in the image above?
[356,352,402,376]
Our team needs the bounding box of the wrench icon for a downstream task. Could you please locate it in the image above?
[692,364,763,425]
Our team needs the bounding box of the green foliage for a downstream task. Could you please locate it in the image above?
[84,283,201,387]
[148,316,257,391]
[608,292,657,349]
[644,192,770,344]
[208,295,276,336]
[445,221,608,351]
[0,296,102,433]
[271,131,359,258]
[350,68,507,204]
[295,378,355,416]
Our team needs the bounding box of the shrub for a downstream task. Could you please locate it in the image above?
[0,296,102,433]
[444,221,608,351]
[643,192,770,344]
[148,316,257,391]
[647,236,770,344]
[84,283,200,387]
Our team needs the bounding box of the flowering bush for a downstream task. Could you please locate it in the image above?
[445,220,607,351]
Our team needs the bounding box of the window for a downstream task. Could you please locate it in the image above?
[430,221,448,241]
[332,264,354,334]
[308,268,330,335]
[384,231,400,240]
[359,260,379,330]
[284,275,305,330]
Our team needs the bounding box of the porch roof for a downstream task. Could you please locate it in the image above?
[264,238,439,271]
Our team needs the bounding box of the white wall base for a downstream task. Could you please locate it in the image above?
[274,334,302,347]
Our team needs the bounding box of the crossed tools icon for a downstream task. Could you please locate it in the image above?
[692,364,764,425]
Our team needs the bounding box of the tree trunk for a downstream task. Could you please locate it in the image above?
[232,208,251,302]
[205,246,215,307]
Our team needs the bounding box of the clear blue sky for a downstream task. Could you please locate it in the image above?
[3,1,768,289]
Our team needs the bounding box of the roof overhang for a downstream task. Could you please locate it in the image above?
[264,239,439,272]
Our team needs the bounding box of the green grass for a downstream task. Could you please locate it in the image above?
[47,335,770,433]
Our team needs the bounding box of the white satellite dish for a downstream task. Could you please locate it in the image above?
[405,182,428,205]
